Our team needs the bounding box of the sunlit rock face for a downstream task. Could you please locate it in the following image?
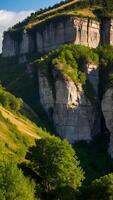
[2,16,101,57]
[2,16,113,58]
[73,18,100,48]
[36,17,100,52]
[38,64,100,143]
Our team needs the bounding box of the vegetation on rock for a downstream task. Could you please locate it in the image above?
[98,45,113,97]
[36,44,98,83]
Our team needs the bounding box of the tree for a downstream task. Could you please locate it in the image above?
[27,136,84,194]
[0,157,36,200]
[80,173,113,200]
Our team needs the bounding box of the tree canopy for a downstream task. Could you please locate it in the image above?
[27,136,84,195]
[80,173,113,200]
[0,157,36,200]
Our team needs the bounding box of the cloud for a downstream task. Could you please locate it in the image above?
[0,10,34,53]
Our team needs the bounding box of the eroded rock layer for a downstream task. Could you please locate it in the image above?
[38,63,99,143]
[2,17,102,57]
[102,88,113,158]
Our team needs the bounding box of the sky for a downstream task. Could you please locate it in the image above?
[0,0,62,52]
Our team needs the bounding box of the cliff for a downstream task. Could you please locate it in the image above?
[2,16,113,57]
[38,67,99,143]
[35,45,100,143]
[2,1,113,157]
[102,88,113,158]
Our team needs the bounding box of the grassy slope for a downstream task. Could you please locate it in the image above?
[0,104,49,161]
[0,56,51,161]
[0,56,54,132]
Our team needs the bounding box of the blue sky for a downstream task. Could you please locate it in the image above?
[0,0,62,11]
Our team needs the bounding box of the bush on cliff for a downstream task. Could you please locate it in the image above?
[37,44,98,85]
[26,136,84,198]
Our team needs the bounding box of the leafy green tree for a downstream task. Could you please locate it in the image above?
[27,136,84,194]
[80,173,113,200]
[0,157,36,200]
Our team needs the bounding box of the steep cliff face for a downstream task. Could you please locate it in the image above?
[73,18,100,48]
[2,17,101,57]
[2,32,18,57]
[36,17,76,52]
[2,31,35,57]
[38,63,99,143]
[102,88,113,158]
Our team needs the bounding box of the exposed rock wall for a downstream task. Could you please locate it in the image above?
[110,19,113,45]
[2,31,35,57]
[20,31,35,54]
[2,16,101,57]
[2,32,18,57]
[101,19,113,45]
[36,18,75,52]
[38,64,99,143]
[102,88,113,158]
[3,17,113,57]
[73,18,100,48]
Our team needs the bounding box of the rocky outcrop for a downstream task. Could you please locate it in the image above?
[3,16,113,57]
[38,64,99,143]
[2,17,101,57]
[73,18,100,48]
[101,18,113,45]
[102,88,113,158]
[110,19,113,45]
[20,31,34,54]
[36,17,100,52]
[36,17,76,52]
[2,31,35,57]
[2,32,18,57]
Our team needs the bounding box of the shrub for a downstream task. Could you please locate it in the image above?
[26,136,84,197]
[0,85,23,112]
[36,44,98,85]
[80,173,113,200]
[0,157,36,200]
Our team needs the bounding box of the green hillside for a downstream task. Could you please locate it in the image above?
[0,55,54,132]
[0,85,49,162]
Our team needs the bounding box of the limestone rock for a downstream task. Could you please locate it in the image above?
[2,31,35,57]
[73,18,100,48]
[38,67,99,143]
[101,18,113,45]
[110,19,113,45]
[36,17,100,53]
[20,31,29,54]
[38,69,54,114]
[102,88,113,158]
[2,17,101,57]
[2,32,18,57]
[85,63,99,94]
